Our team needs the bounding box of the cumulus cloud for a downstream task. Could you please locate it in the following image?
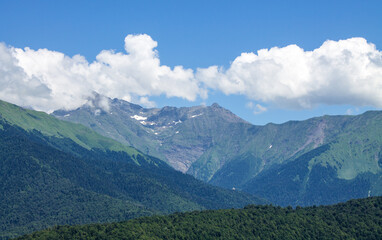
[1,35,382,113]
[0,34,203,112]
[84,93,111,113]
[0,43,53,110]
[197,37,382,109]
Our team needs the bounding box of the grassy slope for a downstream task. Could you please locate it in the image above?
[243,142,382,206]
[0,100,139,157]
[311,111,382,180]
[211,112,382,188]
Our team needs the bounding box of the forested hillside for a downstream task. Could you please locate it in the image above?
[0,100,264,239]
[17,197,382,240]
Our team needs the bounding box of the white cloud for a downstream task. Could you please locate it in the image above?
[85,93,111,113]
[1,36,382,113]
[138,96,156,108]
[92,35,201,102]
[0,43,53,110]
[197,37,382,109]
[0,34,203,112]
[253,104,267,114]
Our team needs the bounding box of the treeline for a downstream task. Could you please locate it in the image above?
[17,197,382,240]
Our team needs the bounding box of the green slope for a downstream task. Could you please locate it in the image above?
[311,111,382,180]
[0,100,140,157]
[0,100,265,239]
[242,112,382,206]
[16,197,382,240]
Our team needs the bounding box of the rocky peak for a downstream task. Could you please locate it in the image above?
[208,103,248,124]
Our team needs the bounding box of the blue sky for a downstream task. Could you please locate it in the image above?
[1,0,381,125]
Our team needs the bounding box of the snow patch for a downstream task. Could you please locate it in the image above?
[130,115,147,121]
[64,114,70,117]
[139,121,155,126]
[190,113,203,118]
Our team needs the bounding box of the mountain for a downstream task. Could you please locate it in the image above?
[0,100,265,239]
[17,197,382,240]
[242,111,382,206]
[0,98,141,156]
[53,96,382,206]
[53,95,249,175]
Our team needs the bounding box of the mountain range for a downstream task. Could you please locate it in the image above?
[53,95,382,206]
[2,95,382,238]
[0,99,264,239]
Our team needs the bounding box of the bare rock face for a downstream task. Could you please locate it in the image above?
[53,96,249,175]
[164,144,205,173]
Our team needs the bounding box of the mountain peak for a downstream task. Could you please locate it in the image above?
[211,103,221,108]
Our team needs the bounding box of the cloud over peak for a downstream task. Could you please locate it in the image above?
[0,34,202,112]
[0,35,381,113]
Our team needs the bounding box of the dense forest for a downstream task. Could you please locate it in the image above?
[17,197,382,240]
